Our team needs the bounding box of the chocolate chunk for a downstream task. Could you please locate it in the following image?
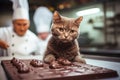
[57,58,72,66]
[49,61,62,69]
[11,57,20,66]
[18,63,29,73]
[30,59,44,67]
[11,57,29,73]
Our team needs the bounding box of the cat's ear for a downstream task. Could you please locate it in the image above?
[53,11,61,22]
[75,16,83,25]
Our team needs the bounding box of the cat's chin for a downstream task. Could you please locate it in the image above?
[60,40,71,43]
[62,41,68,43]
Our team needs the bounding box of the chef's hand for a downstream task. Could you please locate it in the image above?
[0,39,9,49]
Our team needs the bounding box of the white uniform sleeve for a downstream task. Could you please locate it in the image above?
[0,27,11,41]
[0,27,10,56]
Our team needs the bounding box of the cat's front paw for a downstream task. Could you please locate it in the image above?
[75,55,86,64]
[44,54,56,63]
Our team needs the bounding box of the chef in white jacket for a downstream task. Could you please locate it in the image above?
[33,6,52,56]
[0,0,41,56]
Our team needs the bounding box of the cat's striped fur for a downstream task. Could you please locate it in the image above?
[43,11,86,64]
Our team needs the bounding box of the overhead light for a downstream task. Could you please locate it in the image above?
[76,8,100,16]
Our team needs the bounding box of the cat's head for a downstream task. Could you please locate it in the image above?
[51,11,83,43]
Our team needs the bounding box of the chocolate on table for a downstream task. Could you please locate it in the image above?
[1,59,118,80]
[11,57,30,73]
[57,58,72,66]
[49,58,72,69]
[30,59,44,67]
[49,61,62,69]
[11,57,20,66]
[17,62,30,73]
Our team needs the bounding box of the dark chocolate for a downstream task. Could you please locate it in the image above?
[57,58,72,66]
[11,57,20,66]
[1,59,118,80]
[30,59,44,67]
[11,57,29,73]
[49,61,62,69]
[17,62,29,73]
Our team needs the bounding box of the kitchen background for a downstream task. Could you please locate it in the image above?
[0,0,120,59]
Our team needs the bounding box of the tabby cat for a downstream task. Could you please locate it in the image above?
[43,11,86,64]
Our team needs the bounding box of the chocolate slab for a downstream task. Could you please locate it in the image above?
[1,59,118,80]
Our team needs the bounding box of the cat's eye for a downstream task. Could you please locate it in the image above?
[70,30,75,33]
[59,28,64,32]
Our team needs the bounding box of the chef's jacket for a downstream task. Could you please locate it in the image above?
[0,26,41,56]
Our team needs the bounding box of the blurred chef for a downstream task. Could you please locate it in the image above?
[33,6,53,55]
[0,0,41,56]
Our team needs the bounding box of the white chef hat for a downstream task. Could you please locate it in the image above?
[33,6,53,33]
[11,0,29,20]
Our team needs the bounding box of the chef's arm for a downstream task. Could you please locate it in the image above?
[0,39,9,49]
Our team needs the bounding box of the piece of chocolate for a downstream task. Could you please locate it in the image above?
[11,57,20,66]
[49,61,62,69]
[17,63,29,73]
[57,58,72,66]
[30,59,44,67]
[11,57,30,73]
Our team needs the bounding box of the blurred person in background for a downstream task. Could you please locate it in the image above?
[0,0,41,56]
[33,6,53,56]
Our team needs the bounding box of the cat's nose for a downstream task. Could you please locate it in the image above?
[64,35,68,38]
[64,36,67,38]
[64,33,68,38]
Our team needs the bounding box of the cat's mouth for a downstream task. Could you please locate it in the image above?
[60,39,71,43]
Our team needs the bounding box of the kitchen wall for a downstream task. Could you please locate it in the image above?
[61,1,120,48]
[61,3,105,45]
